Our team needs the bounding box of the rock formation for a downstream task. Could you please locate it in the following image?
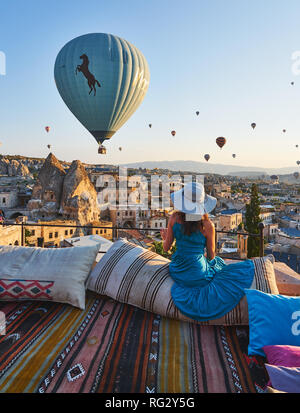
[28,153,66,218]
[28,154,99,227]
[60,160,99,226]
[0,157,31,177]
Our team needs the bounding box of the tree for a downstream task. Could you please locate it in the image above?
[244,183,262,258]
[152,240,176,259]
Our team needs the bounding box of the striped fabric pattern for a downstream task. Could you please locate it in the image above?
[87,239,278,325]
[0,292,268,393]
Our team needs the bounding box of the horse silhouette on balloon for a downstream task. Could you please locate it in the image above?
[76,54,101,96]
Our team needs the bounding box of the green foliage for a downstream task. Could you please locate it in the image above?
[152,240,176,259]
[24,228,31,246]
[244,184,262,258]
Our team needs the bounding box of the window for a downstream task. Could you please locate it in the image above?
[2,198,5,204]
[49,233,53,239]
[55,232,58,238]
[104,229,107,234]
[65,230,68,236]
[96,230,98,234]
[70,229,73,235]
[31,230,35,236]
[100,230,103,234]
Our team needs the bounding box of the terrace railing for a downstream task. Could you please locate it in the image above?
[1,221,266,258]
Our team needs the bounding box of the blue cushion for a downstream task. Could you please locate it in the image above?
[245,289,300,356]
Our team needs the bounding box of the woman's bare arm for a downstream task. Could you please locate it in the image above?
[160,214,176,251]
[202,217,216,260]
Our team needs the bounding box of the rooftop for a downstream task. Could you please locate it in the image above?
[279,228,300,238]
[220,209,239,215]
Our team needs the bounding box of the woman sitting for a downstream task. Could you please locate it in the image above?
[160,182,254,322]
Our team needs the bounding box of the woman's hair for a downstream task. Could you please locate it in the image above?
[175,211,204,236]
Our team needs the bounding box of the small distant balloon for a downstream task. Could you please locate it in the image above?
[171,130,176,137]
[291,82,295,86]
[232,154,236,158]
[45,126,50,133]
[251,123,256,130]
[283,129,286,133]
[47,144,51,150]
[149,124,152,128]
[216,137,226,149]
[294,172,299,179]
[296,145,299,148]
[119,147,122,151]
[297,161,300,166]
[204,154,210,162]
[196,111,199,116]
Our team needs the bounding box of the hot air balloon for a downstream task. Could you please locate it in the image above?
[291,82,295,86]
[283,129,286,133]
[119,147,122,151]
[232,154,236,158]
[251,123,256,129]
[216,137,226,149]
[294,172,299,179]
[171,130,176,137]
[196,111,199,116]
[296,145,299,148]
[54,33,150,154]
[47,144,51,150]
[149,124,152,128]
[45,126,50,133]
[204,154,210,162]
[297,161,300,166]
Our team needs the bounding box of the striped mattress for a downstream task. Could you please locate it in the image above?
[0,292,268,393]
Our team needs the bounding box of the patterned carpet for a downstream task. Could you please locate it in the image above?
[0,292,268,393]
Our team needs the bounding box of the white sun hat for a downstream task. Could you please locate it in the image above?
[170,181,217,220]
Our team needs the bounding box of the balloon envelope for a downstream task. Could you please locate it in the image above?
[216,137,226,148]
[204,154,210,162]
[45,126,50,133]
[251,123,256,129]
[54,33,150,146]
[232,154,236,158]
[171,130,176,136]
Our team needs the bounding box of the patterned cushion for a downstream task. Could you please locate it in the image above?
[87,239,279,325]
[0,244,100,309]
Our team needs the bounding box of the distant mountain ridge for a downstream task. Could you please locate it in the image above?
[122,160,298,176]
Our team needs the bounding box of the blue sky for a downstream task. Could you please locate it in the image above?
[1,0,300,168]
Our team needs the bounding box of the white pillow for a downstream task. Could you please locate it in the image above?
[0,244,100,309]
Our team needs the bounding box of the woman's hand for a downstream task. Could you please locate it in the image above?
[160,228,168,240]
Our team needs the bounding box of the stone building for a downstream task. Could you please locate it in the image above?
[0,225,21,246]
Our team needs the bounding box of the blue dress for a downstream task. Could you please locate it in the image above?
[169,222,255,321]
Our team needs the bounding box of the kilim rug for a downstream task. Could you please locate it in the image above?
[0,292,268,393]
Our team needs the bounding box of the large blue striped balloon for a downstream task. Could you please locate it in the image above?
[54,33,150,148]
